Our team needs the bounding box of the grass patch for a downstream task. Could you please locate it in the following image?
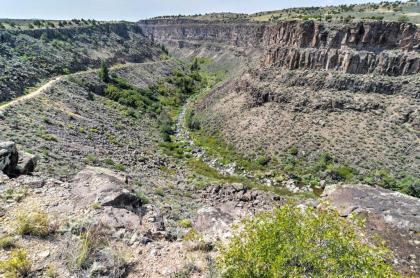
[15,209,51,237]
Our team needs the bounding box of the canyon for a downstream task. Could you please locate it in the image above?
[0,4,418,277]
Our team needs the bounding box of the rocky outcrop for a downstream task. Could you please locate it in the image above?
[262,21,420,75]
[139,19,420,76]
[322,184,420,274]
[0,141,37,177]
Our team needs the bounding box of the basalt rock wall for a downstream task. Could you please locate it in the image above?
[138,19,420,76]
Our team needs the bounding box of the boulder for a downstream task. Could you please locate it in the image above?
[0,141,18,176]
[72,166,141,211]
[195,206,235,242]
[16,152,39,175]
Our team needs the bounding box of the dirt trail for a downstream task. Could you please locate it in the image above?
[0,77,63,111]
[0,61,161,112]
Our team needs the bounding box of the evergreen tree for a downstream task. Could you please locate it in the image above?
[190,58,200,71]
[99,61,110,83]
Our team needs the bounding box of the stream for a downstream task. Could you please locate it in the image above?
[175,99,312,194]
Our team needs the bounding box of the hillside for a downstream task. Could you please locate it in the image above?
[0,22,163,102]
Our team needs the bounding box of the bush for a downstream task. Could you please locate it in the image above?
[255,155,270,166]
[178,219,193,228]
[398,15,409,23]
[15,210,51,237]
[0,235,16,250]
[0,249,32,277]
[135,191,150,205]
[218,205,396,277]
[85,154,97,165]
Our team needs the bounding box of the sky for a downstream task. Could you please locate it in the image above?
[0,0,385,21]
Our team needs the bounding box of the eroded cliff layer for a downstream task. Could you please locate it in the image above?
[139,19,420,75]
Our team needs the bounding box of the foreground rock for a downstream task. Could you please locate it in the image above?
[322,184,420,275]
[72,166,140,211]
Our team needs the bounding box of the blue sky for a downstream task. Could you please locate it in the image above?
[0,0,384,21]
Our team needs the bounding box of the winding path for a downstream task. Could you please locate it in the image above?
[0,61,161,112]
[0,77,63,111]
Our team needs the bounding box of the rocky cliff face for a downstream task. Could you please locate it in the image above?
[138,19,265,47]
[263,21,420,75]
[138,19,420,76]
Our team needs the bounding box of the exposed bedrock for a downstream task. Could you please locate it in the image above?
[139,19,420,76]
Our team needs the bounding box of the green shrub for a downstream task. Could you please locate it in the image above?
[289,145,298,156]
[155,188,165,197]
[15,210,51,237]
[0,235,16,250]
[398,15,409,22]
[178,219,193,228]
[329,164,356,181]
[135,191,150,205]
[0,249,32,277]
[114,163,126,172]
[218,205,396,277]
[103,158,115,166]
[85,154,97,165]
[255,155,270,166]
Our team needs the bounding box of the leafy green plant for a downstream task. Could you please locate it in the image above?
[218,205,397,277]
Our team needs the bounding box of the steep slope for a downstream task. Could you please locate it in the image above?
[0,23,162,102]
